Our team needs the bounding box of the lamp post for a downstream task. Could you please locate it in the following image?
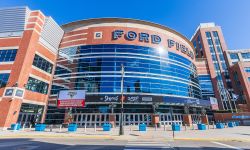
[170,107,174,139]
[119,64,125,135]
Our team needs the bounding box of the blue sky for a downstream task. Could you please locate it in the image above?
[1,0,249,49]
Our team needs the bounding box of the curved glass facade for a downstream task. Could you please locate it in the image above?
[52,44,201,99]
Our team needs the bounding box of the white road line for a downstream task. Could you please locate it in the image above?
[211,141,244,150]
[125,140,170,150]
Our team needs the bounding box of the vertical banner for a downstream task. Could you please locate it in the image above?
[57,90,86,107]
[210,97,219,110]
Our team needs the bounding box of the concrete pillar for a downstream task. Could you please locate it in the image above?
[183,114,192,126]
[0,98,22,129]
[152,114,160,125]
[109,114,116,127]
[201,115,209,124]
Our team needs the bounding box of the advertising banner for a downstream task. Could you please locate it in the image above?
[210,97,219,110]
[85,95,163,103]
[57,90,86,107]
[84,94,210,107]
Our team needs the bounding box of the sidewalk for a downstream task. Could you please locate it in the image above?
[0,125,250,142]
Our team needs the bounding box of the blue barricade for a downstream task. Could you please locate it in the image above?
[68,124,77,132]
[197,124,206,130]
[172,124,180,131]
[235,121,240,126]
[139,123,147,131]
[103,123,111,131]
[228,122,235,128]
[35,124,46,131]
[216,123,224,129]
[10,123,21,130]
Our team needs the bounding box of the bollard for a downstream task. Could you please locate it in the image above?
[84,123,87,133]
[59,125,62,132]
[94,124,96,132]
[192,123,194,130]
[50,125,52,132]
[185,124,187,131]
[164,122,166,131]
[29,124,32,130]
[22,123,26,131]
[130,124,132,131]
[155,124,157,131]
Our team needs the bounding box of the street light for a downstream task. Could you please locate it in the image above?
[119,64,125,135]
[170,107,174,139]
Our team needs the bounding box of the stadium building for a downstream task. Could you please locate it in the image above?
[45,18,211,126]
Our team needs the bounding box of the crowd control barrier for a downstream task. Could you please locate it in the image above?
[35,124,46,131]
[172,124,180,131]
[103,123,111,131]
[10,123,21,131]
[139,123,147,131]
[234,121,240,126]
[68,124,77,132]
[197,124,206,130]
[216,123,224,129]
[228,122,235,128]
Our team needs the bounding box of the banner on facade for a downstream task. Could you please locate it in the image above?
[210,97,219,110]
[57,90,86,107]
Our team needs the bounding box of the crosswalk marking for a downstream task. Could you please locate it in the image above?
[211,142,244,150]
[124,140,171,150]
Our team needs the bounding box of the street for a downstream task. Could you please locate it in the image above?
[0,138,249,150]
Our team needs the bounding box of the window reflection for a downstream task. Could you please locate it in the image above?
[51,44,201,99]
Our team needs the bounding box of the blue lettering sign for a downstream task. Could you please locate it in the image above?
[112,30,124,40]
[151,35,161,44]
[111,30,194,59]
[180,45,187,53]
[176,42,180,50]
[126,31,137,41]
[168,39,175,48]
[139,33,149,42]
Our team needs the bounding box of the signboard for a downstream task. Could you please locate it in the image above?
[3,87,25,99]
[84,94,210,107]
[85,95,163,103]
[112,30,194,59]
[232,115,250,119]
[210,97,219,110]
[57,90,86,107]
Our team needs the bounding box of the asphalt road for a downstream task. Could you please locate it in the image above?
[0,138,249,150]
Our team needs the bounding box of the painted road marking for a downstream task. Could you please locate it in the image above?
[212,141,244,150]
[124,140,171,150]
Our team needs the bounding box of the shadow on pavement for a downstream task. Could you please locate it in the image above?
[0,138,249,150]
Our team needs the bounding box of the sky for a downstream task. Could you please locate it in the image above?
[0,0,249,49]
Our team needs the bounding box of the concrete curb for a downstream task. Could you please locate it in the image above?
[174,138,250,142]
[0,134,113,139]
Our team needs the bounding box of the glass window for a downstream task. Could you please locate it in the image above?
[55,44,202,99]
[212,31,219,38]
[211,54,217,61]
[0,73,10,88]
[230,53,239,60]
[33,54,53,74]
[245,67,250,73]
[193,41,197,49]
[221,63,227,70]
[26,77,49,94]
[0,49,17,62]
[241,53,250,59]
[205,32,211,38]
